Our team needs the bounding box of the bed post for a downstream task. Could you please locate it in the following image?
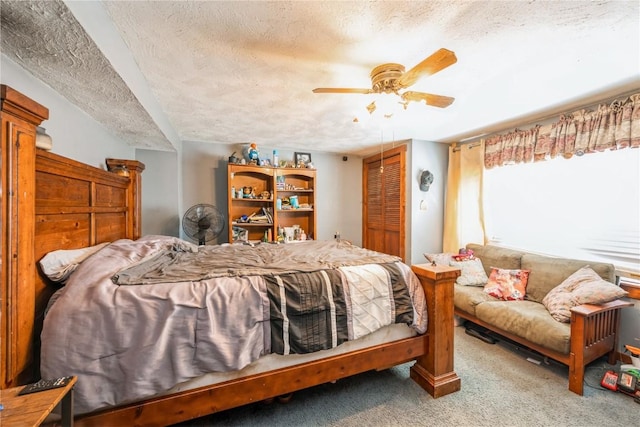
[1,85,49,388]
[106,158,145,239]
[410,264,461,398]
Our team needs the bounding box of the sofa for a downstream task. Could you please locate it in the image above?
[450,244,631,395]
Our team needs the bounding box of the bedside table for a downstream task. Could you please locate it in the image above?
[0,376,77,427]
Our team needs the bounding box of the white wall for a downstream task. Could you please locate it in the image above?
[311,152,363,244]
[407,139,449,265]
[180,141,363,245]
[137,149,181,237]
[179,141,230,244]
[1,55,134,168]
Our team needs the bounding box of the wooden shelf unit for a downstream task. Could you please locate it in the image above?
[227,164,316,242]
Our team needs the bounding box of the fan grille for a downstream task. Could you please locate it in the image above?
[182,204,225,245]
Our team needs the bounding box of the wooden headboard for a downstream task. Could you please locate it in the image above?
[34,151,145,330]
[1,84,144,387]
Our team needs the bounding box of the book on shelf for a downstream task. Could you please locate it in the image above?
[245,208,273,224]
[262,207,273,223]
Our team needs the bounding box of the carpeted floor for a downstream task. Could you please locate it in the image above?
[174,325,638,426]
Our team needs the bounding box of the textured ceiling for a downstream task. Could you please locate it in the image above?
[1,0,639,155]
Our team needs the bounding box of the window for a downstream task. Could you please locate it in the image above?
[484,148,640,277]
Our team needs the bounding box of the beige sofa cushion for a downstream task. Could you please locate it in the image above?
[466,244,524,276]
[475,300,571,354]
[521,253,615,303]
[454,284,496,316]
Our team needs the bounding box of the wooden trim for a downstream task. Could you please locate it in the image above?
[620,282,640,300]
[363,144,408,163]
[362,144,407,261]
[1,85,48,388]
[106,158,145,239]
[0,85,49,125]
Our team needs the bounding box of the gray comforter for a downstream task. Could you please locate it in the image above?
[40,235,428,414]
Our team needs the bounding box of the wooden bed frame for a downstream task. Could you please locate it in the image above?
[2,86,461,426]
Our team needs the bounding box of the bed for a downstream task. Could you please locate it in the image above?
[41,236,427,415]
[3,86,461,427]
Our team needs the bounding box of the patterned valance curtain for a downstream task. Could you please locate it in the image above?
[484,92,640,168]
[484,126,540,168]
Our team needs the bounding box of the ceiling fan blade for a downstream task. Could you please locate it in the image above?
[401,91,455,108]
[397,48,457,88]
[312,88,373,94]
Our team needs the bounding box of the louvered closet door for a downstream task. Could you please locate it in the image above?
[362,145,406,261]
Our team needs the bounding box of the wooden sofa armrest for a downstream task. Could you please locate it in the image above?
[567,298,632,395]
[570,299,633,317]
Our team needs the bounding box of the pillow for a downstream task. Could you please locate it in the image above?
[424,252,454,266]
[39,242,109,283]
[542,266,628,323]
[452,248,474,262]
[483,267,530,300]
[449,258,489,286]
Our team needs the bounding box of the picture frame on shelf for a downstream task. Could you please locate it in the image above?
[294,152,312,167]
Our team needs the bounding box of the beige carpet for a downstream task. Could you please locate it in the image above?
[175,325,638,426]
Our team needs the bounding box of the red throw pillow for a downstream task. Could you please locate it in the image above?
[483,267,530,301]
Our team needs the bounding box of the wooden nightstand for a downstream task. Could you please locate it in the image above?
[0,376,77,427]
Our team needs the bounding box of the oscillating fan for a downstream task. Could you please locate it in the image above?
[182,204,225,245]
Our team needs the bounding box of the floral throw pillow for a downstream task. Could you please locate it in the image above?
[449,258,489,286]
[483,267,530,300]
[542,266,628,323]
[424,252,454,266]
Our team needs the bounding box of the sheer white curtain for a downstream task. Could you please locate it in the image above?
[484,147,640,277]
[442,141,486,253]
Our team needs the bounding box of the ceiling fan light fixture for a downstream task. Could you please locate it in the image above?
[370,63,405,94]
[374,93,404,116]
[313,48,457,118]
[354,94,403,127]
[366,101,376,114]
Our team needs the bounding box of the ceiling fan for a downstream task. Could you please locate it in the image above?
[312,48,457,114]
